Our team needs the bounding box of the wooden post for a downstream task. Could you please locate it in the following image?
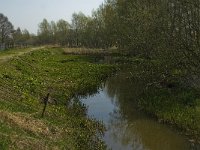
[41,93,50,117]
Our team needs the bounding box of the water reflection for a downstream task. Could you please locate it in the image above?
[81,68,194,150]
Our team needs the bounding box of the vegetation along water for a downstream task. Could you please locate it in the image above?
[1,0,200,149]
[0,47,115,149]
[81,67,199,150]
[0,46,200,149]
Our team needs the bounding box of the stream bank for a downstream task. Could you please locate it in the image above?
[81,66,200,150]
[0,47,116,149]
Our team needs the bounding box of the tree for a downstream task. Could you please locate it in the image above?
[13,27,22,43]
[71,12,89,47]
[99,1,117,48]
[0,13,14,44]
[37,19,52,44]
[56,19,71,45]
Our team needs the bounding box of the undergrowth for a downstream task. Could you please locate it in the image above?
[0,47,116,149]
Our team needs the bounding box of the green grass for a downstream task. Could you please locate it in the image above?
[139,88,200,130]
[1,46,199,148]
[0,47,116,149]
[0,47,44,63]
[130,59,200,141]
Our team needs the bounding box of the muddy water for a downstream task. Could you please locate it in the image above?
[81,68,196,150]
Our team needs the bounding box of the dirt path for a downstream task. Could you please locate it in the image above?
[0,47,44,63]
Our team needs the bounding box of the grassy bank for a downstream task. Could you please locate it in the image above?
[0,47,115,149]
[138,86,200,140]
[129,60,200,142]
[0,46,199,148]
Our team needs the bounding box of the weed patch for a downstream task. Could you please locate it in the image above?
[0,47,115,149]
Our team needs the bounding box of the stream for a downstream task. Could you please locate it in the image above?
[81,68,198,150]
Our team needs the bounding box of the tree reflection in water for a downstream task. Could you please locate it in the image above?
[81,68,192,150]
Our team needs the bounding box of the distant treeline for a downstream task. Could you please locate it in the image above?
[0,13,36,47]
[37,0,200,55]
[1,0,200,74]
[0,43,28,50]
[37,0,200,75]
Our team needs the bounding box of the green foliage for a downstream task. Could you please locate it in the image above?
[129,59,200,140]
[0,47,116,149]
[0,13,14,44]
[138,86,200,135]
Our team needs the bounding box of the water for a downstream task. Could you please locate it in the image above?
[81,68,196,150]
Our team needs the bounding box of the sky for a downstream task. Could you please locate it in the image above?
[0,0,104,34]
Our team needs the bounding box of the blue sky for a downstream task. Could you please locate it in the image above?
[0,0,104,34]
